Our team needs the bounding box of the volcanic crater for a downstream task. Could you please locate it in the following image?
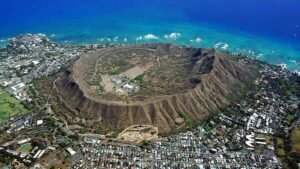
[56,43,258,133]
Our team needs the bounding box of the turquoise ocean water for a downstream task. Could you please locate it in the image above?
[0,0,299,71]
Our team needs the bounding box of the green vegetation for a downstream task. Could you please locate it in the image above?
[108,60,128,75]
[291,127,300,153]
[89,76,101,85]
[17,143,32,153]
[134,74,144,84]
[286,113,295,123]
[0,153,12,165]
[0,48,6,52]
[45,51,61,58]
[113,60,127,67]
[0,92,28,122]
[47,116,58,127]
[276,78,300,97]
[276,138,285,156]
[178,111,194,126]
[89,75,104,95]
[109,64,120,74]
[98,84,104,95]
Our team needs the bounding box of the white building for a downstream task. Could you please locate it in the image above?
[123,84,133,90]
[67,147,76,156]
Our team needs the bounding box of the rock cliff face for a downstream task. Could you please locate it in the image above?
[56,44,258,133]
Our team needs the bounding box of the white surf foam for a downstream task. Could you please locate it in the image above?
[190,37,203,43]
[221,43,229,50]
[278,63,287,70]
[195,37,203,43]
[289,60,299,66]
[136,36,143,41]
[293,70,300,76]
[256,53,263,59]
[164,33,181,40]
[113,36,119,42]
[144,34,159,40]
[0,38,9,42]
[214,42,229,50]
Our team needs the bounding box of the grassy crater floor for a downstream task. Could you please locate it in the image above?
[0,91,28,122]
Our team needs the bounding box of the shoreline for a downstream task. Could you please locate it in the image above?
[1,30,300,73]
[0,32,300,73]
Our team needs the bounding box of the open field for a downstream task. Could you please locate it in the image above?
[101,74,114,92]
[120,65,147,80]
[17,143,32,153]
[0,91,28,122]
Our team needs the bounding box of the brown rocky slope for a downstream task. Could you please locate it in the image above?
[56,44,258,133]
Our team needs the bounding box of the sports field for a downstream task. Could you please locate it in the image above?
[18,143,32,153]
[0,91,27,122]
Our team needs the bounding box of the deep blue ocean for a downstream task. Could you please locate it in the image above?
[0,0,299,71]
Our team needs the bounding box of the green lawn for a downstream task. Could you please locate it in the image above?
[0,92,28,122]
[17,143,32,153]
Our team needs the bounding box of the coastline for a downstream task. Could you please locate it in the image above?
[0,22,299,72]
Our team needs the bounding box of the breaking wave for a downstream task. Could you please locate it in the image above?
[164,33,181,40]
[190,37,203,43]
[144,34,159,40]
[214,42,229,50]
